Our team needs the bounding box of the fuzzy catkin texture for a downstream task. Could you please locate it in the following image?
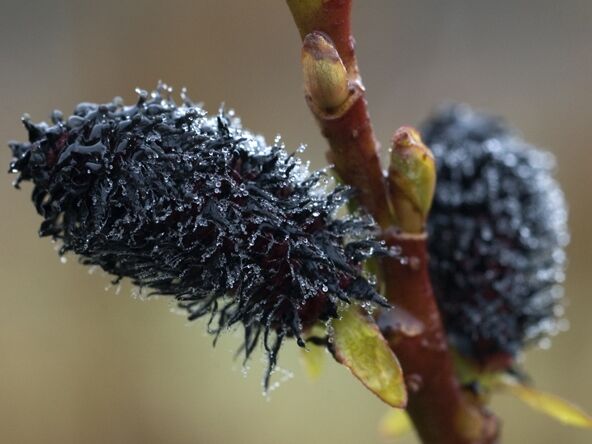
[422,104,568,364]
[9,86,390,385]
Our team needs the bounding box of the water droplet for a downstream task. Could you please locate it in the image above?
[241,364,251,378]
[406,373,423,393]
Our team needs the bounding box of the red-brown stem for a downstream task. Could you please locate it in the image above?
[307,90,393,227]
[287,1,500,442]
[380,232,498,443]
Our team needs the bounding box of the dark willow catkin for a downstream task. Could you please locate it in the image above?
[423,104,569,366]
[8,86,390,386]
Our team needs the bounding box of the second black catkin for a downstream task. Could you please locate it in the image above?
[423,104,569,366]
[8,85,392,386]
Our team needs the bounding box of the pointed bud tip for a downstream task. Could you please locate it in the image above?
[303,32,339,61]
[392,127,432,159]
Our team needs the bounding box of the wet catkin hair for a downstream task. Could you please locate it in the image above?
[8,86,390,386]
[422,104,568,364]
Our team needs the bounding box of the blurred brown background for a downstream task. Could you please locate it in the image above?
[1,1,591,443]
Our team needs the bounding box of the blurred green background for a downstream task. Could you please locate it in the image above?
[1,1,591,443]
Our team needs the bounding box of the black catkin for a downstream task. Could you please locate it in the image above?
[422,104,569,365]
[8,85,391,387]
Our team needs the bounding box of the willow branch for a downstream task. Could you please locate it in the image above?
[287,1,499,442]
